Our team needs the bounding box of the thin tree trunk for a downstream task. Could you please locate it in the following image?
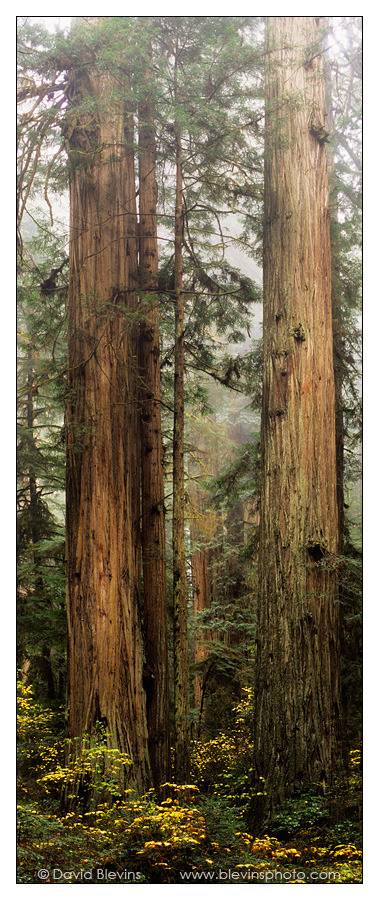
[188,478,215,736]
[138,87,171,791]
[65,34,151,799]
[26,363,38,537]
[172,128,191,782]
[26,358,56,700]
[253,16,341,822]
[192,546,212,714]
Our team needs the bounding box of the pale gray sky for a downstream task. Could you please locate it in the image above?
[29,16,72,31]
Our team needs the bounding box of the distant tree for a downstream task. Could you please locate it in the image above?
[147,16,263,779]
[17,348,62,699]
[17,233,67,699]
[326,16,362,754]
[186,384,259,739]
[327,16,362,552]
[171,67,191,783]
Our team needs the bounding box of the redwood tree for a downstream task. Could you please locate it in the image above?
[65,17,151,796]
[253,16,341,819]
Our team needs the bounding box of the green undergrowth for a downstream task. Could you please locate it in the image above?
[17,681,362,884]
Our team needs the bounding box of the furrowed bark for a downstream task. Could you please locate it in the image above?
[252,16,341,822]
[65,25,151,801]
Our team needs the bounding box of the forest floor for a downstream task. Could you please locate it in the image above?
[16,786,363,884]
[17,683,362,884]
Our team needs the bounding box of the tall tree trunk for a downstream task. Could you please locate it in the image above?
[172,128,191,782]
[138,86,171,791]
[253,16,341,821]
[65,26,151,799]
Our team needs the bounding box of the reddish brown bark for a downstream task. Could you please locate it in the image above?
[65,36,151,796]
[253,16,341,819]
[189,484,214,723]
[192,545,212,712]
